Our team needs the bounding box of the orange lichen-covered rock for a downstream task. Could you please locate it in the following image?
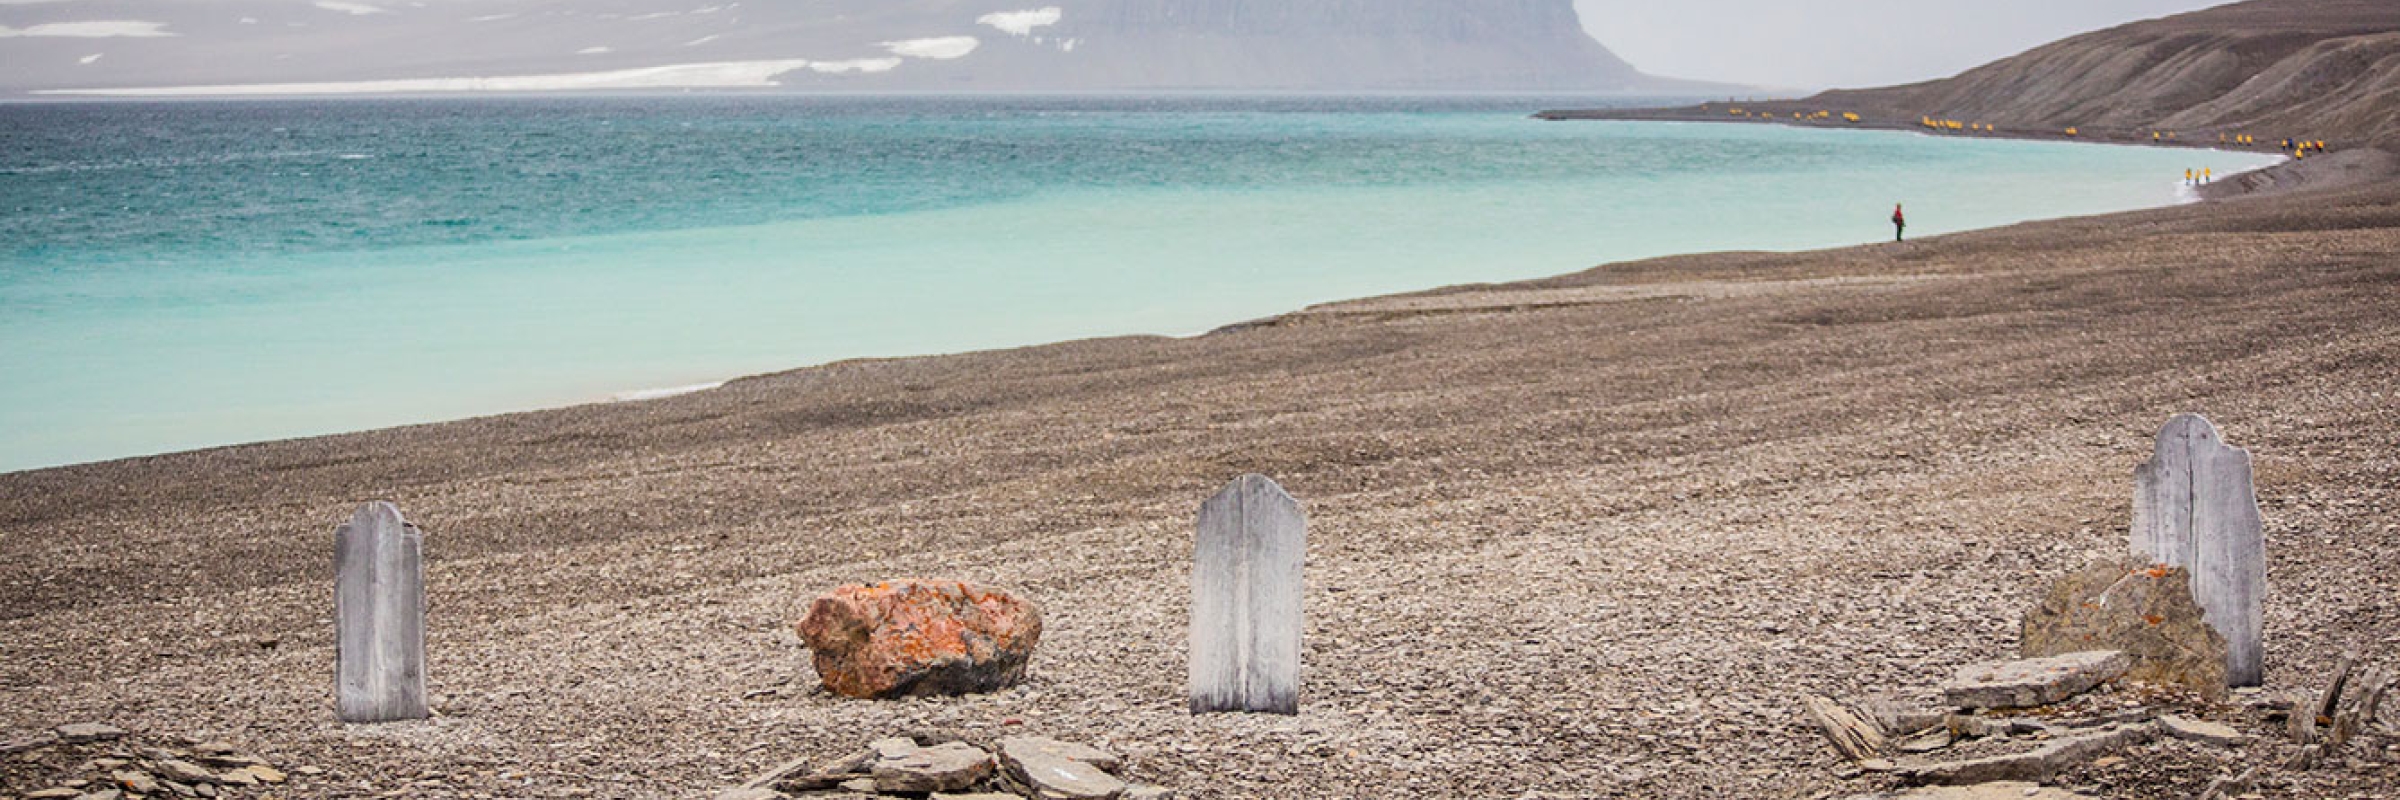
[797,580,1042,699]
[2021,558,2227,699]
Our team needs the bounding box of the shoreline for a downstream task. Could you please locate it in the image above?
[1531,103,2377,200]
[0,113,2276,477]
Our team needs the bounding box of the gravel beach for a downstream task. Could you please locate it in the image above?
[5,161,2398,798]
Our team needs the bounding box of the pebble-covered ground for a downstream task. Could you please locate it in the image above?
[4,176,2398,799]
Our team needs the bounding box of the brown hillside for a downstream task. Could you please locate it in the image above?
[1812,0,2400,147]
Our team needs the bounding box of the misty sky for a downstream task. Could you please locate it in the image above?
[1576,0,2232,90]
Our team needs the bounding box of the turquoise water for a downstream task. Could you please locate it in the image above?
[0,96,2278,472]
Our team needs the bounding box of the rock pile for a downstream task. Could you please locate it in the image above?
[1807,650,2265,795]
[797,580,1043,700]
[718,734,1172,800]
[1,723,302,800]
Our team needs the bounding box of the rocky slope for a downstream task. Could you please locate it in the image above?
[1544,0,2400,152]
[0,0,1696,94]
[1813,0,2400,148]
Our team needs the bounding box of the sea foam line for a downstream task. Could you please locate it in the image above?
[609,382,726,402]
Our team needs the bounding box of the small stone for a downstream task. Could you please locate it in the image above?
[55,724,129,744]
[197,752,264,769]
[2159,715,2248,747]
[998,737,1127,800]
[163,780,194,797]
[296,766,325,776]
[1864,783,2095,799]
[1941,652,2130,710]
[216,770,257,787]
[796,580,1043,699]
[783,749,876,791]
[113,770,159,794]
[839,777,878,793]
[873,741,994,793]
[1859,696,1949,738]
[190,742,237,756]
[1125,787,1177,800]
[871,737,921,759]
[26,788,82,799]
[997,736,1123,773]
[77,790,124,800]
[712,789,779,800]
[1898,728,1955,754]
[193,784,216,798]
[3,732,62,754]
[931,795,1025,800]
[154,759,219,785]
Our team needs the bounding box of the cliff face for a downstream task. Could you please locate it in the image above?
[1812,0,2400,147]
[0,0,1690,95]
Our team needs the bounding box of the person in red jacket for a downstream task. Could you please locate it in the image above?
[1891,203,1907,242]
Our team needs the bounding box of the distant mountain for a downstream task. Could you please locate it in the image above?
[0,0,1714,96]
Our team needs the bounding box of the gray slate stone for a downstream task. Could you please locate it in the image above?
[1941,651,2129,710]
[997,736,1122,773]
[873,741,993,793]
[1190,474,1305,715]
[2131,414,2266,686]
[4,732,61,753]
[335,502,429,723]
[154,759,219,785]
[53,723,126,743]
[2159,715,2248,746]
[110,771,158,795]
[1849,783,2096,800]
[1899,724,2154,785]
[999,737,1127,799]
[712,789,780,800]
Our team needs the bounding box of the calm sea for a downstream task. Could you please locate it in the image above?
[0,95,2278,472]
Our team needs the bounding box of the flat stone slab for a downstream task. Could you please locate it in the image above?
[999,736,1127,800]
[1942,651,2129,710]
[1899,723,2154,786]
[2159,715,2248,747]
[54,723,127,743]
[873,741,993,794]
[1850,782,2096,800]
[997,736,1122,773]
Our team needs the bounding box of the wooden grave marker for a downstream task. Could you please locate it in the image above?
[1189,474,1305,715]
[2132,414,2266,687]
[335,501,429,723]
